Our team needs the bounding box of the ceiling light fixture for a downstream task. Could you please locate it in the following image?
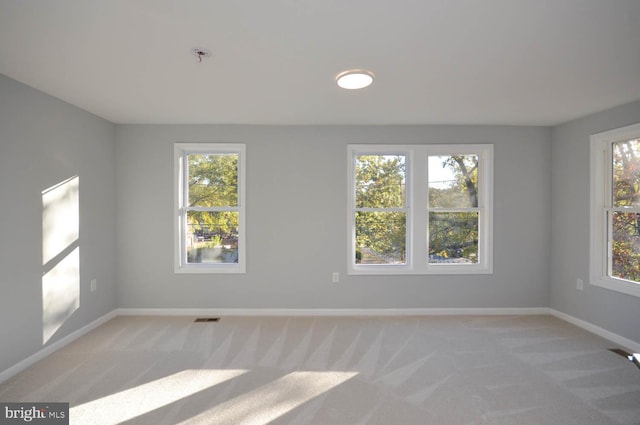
[336,69,374,90]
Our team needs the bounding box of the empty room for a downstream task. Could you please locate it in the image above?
[1,1,639,424]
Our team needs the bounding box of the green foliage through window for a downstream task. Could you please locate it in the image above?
[428,155,479,263]
[186,153,239,264]
[349,144,492,273]
[611,139,640,282]
[355,155,406,264]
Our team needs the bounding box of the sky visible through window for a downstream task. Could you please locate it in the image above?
[428,156,457,189]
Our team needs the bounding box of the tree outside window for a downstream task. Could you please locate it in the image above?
[186,153,239,264]
[354,154,407,265]
[174,143,245,274]
[590,123,640,297]
[349,144,493,275]
[428,154,479,264]
[610,139,640,283]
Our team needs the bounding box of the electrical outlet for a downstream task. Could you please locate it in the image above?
[576,278,583,290]
[332,272,339,283]
[90,279,97,292]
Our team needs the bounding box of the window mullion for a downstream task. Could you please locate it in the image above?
[610,206,640,213]
[355,207,407,213]
[429,207,479,213]
[413,153,427,271]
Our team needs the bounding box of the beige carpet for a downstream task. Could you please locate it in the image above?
[1,315,639,425]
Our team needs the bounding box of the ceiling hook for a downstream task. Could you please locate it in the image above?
[191,48,211,63]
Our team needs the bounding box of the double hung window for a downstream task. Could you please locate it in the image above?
[590,124,640,297]
[174,143,246,273]
[348,144,493,275]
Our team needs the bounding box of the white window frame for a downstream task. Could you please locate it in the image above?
[590,123,640,297]
[348,144,493,275]
[174,143,246,274]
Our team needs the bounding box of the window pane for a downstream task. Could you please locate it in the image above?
[355,211,406,264]
[355,155,406,208]
[428,154,478,208]
[188,153,238,207]
[611,211,640,282]
[186,211,239,264]
[612,139,640,207]
[429,212,478,263]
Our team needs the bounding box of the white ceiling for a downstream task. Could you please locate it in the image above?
[1,0,639,126]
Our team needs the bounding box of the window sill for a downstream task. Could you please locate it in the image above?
[174,264,246,274]
[590,276,640,298]
[348,265,493,275]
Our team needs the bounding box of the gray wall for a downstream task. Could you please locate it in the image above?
[4,68,639,372]
[551,100,640,343]
[0,74,117,372]
[116,125,551,309]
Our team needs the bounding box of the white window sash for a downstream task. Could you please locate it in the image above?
[590,124,640,297]
[174,143,246,274]
[348,144,493,275]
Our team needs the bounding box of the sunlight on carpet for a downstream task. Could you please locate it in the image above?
[70,369,248,424]
[179,371,358,425]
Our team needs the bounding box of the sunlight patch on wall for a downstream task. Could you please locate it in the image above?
[69,369,248,425]
[42,247,79,343]
[42,176,79,264]
[42,176,80,344]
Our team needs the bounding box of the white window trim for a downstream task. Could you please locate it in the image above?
[590,123,640,297]
[174,143,246,274]
[348,144,493,275]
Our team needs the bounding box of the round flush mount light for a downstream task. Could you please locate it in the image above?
[336,69,374,90]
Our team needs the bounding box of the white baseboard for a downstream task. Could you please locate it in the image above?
[119,307,639,352]
[115,307,550,317]
[3,307,637,385]
[548,309,640,353]
[0,310,117,385]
